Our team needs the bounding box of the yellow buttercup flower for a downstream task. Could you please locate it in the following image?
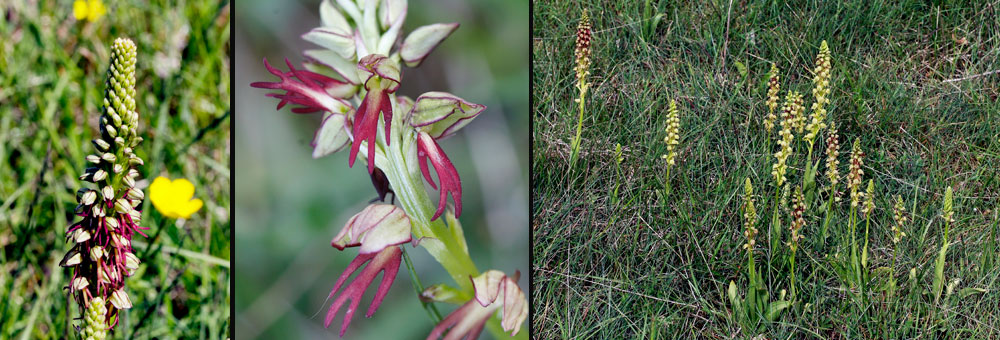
[73,0,106,23]
[149,177,203,219]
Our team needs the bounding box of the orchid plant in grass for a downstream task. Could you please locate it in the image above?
[250,0,527,338]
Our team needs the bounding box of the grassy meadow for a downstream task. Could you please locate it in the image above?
[532,0,1000,338]
[0,1,231,338]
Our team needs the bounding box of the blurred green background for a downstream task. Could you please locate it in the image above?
[0,0,231,339]
[235,0,527,338]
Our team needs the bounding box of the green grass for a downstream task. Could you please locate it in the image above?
[532,0,999,338]
[0,1,231,338]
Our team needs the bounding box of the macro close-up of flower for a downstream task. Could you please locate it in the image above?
[236,0,528,338]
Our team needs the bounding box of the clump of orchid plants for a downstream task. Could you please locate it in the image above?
[62,37,146,337]
[250,0,527,338]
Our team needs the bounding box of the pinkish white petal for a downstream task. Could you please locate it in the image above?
[331,204,411,254]
[312,112,351,158]
[400,23,459,67]
[303,27,356,60]
[304,49,361,84]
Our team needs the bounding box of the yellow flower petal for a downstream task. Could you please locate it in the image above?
[149,176,202,219]
[171,178,196,201]
[87,0,106,21]
[73,0,89,21]
[176,199,204,219]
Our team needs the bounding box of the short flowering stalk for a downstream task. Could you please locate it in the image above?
[661,99,681,196]
[933,186,954,305]
[62,37,146,332]
[889,195,907,297]
[764,63,780,135]
[251,1,524,338]
[569,9,592,169]
[861,179,875,270]
[742,178,760,288]
[820,123,841,240]
[787,186,805,300]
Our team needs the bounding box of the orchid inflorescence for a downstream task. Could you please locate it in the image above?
[764,63,780,133]
[569,9,593,168]
[804,40,831,149]
[250,0,526,338]
[62,37,146,337]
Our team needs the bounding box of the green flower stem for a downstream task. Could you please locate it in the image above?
[821,183,836,241]
[770,187,781,255]
[570,90,587,168]
[663,166,672,198]
[379,95,526,340]
[849,205,859,290]
[402,247,443,323]
[789,250,797,300]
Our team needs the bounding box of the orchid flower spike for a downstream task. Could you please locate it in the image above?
[64,37,147,333]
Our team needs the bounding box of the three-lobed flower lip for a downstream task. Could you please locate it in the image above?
[416,131,462,220]
[325,246,403,337]
[348,85,392,174]
[251,58,355,114]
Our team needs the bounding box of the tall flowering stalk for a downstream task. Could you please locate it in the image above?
[62,37,146,335]
[770,91,801,252]
[661,99,681,196]
[568,9,592,169]
[847,138,865,290]
[728,177,791,332]
[803,40,831,152]
[820,123,840,240]
[801,41,832,205]
[250,1,526,338]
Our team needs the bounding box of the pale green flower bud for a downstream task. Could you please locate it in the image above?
[72,277,89,291]
[109,289,132,309]
[114,198,132,214]
[74,229,92,243]
[125,252,140,270]
[61,248,83,267]
[90,246,104,261]
[83,297,108,340]
[102,186,114,201]
[93,169,108,182]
